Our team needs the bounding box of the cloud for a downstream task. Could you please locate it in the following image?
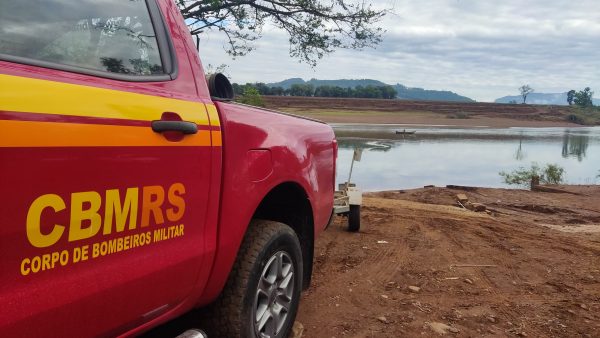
[197,0,600,101]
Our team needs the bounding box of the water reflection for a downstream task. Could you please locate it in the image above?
[562,132,589,161]
[334,125,600,190]
[515,139,526,161]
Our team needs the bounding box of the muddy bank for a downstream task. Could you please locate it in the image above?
[297,185,600,337]
[262,96,595,128]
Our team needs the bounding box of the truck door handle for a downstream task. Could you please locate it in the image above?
[151,120,198,135]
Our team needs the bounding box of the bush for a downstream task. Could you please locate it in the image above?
[236,87,265,107]
[499,163,565,187]
[566,113,587,125]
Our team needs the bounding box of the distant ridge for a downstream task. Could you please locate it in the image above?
[495,92,600,105]
[266,78,474,102]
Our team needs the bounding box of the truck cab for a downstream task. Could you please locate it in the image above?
[0,1,336,337]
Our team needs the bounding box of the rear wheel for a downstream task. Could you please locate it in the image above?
[348,205,360,232]
[205,220,303,338]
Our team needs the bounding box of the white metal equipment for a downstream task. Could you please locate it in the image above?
[333,148,363,231]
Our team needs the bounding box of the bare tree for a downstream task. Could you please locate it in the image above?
[519,85,534,104]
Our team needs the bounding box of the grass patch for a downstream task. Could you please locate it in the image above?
[565,106,600,125]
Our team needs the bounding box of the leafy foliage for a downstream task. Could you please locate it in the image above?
[567,90,575,105]
[574,87,594,108]
[267,78,474,101]
[499,163,565,187]
[236,86,265,107]
[177,0,386,65]
[233,82,397,99]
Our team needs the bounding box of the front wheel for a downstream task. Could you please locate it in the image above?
[206,220,303,338]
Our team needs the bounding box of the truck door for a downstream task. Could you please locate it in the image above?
[0,0,212,336]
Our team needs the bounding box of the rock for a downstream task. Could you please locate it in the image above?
[449,327,460,333]
[427,322,454,335]
[581,303,589,310]
[292,321,304,338]
[424,185,435,188]
[456,194,469,203]
[487,316,497,323]
[408,285,421,293]
[464,278,473,285]
[380,294,389,299]
[377,240,389,244]
[377,316,388,323]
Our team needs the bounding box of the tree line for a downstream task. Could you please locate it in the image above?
[567,87,594,107]
[232,82,397,99]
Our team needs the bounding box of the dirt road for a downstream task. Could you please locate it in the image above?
[297,186,600,337]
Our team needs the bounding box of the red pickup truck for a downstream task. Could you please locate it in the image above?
[0,1,336,337]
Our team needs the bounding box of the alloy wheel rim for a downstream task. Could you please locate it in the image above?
[253,251,295,338]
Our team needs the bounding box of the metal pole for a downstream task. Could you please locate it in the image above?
[346,151,356,188]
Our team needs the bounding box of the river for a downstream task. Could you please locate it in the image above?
[334,124,600,191]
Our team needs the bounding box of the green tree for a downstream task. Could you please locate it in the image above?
[237,86,265,107]
[567,89,576,105]
[499,163,565,187]
[519,85,534,104]
[178,0,386,65]
[574,87,594,108]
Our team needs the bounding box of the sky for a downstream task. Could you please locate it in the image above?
[196,0,600,102]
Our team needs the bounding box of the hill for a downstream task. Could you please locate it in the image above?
[393,84,474,102]
[495,92,600,105]
[266,78,474,102]
[267,78,388,89]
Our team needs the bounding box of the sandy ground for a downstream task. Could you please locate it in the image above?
[297,185,600,337]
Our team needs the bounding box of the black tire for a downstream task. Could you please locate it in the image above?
[205,220,303,338]
[348,205,360,232]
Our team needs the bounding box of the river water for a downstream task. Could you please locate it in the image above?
[334,124,600,191]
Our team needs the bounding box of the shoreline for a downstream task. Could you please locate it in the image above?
[296,112,585,128]
[329,122,593,129]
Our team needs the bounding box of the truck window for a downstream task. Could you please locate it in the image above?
[0,0,164,76]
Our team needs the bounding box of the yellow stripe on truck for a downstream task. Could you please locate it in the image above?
[0,74,210,125]
[205,104,221,126]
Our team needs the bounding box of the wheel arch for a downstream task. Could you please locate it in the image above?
[252,181,315,289]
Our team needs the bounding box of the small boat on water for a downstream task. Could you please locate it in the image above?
[395,129,416,135]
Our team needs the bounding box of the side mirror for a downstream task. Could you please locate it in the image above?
[206,73,234,100]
